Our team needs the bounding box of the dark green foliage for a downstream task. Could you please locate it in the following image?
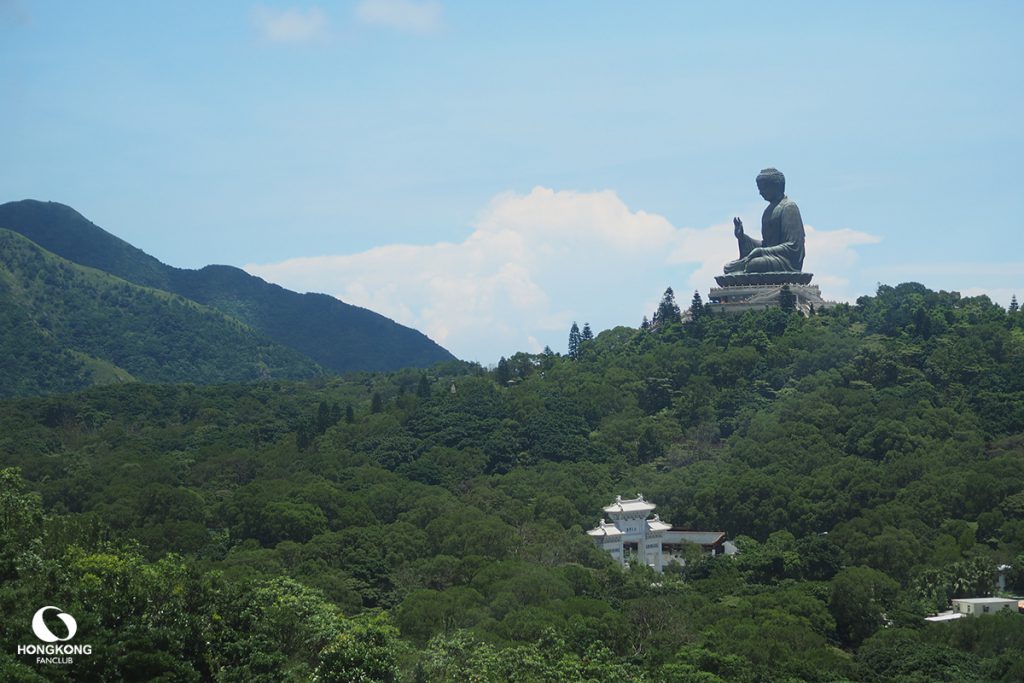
[0,200,455,377]
[830,566,900,646]
[1,282,1024,680]
[857,628,986,682]
[0,299,94,398]
[495,357,511,385]
[635,425,665,464]
[416,374,431,399]
[0,200,172,290]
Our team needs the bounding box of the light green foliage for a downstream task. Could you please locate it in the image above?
[314,613,400,682]
[0,468,44,580]
[210,577,345,681]
[422,630,644,682]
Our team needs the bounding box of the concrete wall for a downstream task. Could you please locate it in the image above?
[952,599,1018,617]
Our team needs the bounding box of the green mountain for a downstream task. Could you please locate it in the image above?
[0,199,456,373]
[0,228,321,397]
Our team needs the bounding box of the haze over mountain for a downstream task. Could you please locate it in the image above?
[0,200,456,378]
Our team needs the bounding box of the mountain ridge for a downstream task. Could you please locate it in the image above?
[0,228,321,396]
[0,199,456,373]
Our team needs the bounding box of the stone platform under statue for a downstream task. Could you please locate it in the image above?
[715,272,814,287]
[708,272,834,315]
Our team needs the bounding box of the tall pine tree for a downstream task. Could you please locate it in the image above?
[690,291,704,320]
[581,323,594,342]
[1010,294,1019,313]
[655,287,681,325]
[496,357,511,385]
[568,322,582,360]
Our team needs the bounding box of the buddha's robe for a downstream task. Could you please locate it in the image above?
[725,196,805,274]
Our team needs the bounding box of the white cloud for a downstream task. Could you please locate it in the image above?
[253,6,327,43]
[355,0,443,35]
[245,187,881,362]
[801,226,882,302]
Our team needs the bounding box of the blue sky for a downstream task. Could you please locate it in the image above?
[3,1,1022,362]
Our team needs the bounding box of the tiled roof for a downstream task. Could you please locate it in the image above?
[646,514,671,532]
[603,494,656,514]
[587,519,624,538]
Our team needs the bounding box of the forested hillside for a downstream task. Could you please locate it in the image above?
[0,199,456,374]
[0,229,320,397]
[2,283,1024,681]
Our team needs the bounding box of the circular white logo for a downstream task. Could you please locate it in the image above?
[31,606,77,643]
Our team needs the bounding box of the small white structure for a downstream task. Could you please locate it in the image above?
[587,494,736,572]
[924,611,965,622]
[997,564,1012,592]
[951,597,1019,617]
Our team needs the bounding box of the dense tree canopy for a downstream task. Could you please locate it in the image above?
[2,282,1024,680]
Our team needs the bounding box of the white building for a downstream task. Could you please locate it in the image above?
[587,494,736,572]
[951,597,1020,617]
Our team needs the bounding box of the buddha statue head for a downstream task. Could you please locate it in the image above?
[755,168,786,202]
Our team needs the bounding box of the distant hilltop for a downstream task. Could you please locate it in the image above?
[0,199,456,397]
